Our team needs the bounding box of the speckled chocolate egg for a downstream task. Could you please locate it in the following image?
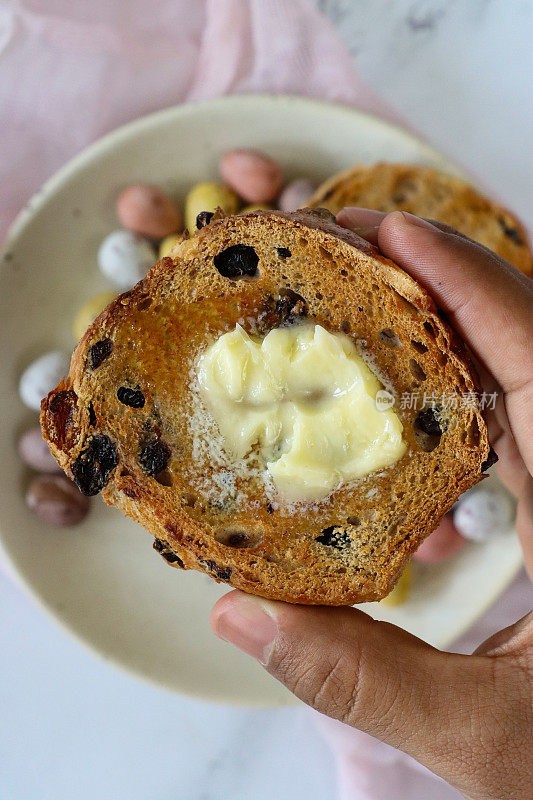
[117,184,182,239]
[19,427,60,473]
[73,291,117,342]
[241,203,272,212]
[98,230,155,290]
[413,516,466,563]
[278,179,316,211]
[184,182,239,232]
[159,234,180,259]
[26,474,91,527]
[453,488,515,542]
[220,150,283,203]
[19,351,70,411]
[380,565,412,606]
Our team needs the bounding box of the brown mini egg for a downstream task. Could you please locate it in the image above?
[26,475,91,527]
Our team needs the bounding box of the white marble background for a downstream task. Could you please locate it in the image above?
[315,0,533,227]
[2,1,533,798]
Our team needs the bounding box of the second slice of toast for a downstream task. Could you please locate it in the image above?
[310,162,532,273]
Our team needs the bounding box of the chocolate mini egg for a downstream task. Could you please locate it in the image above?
[220,149,283,203]
[117,184,182,239]
[185,182,239,232]
[453,488,515,542]
[380,564,412,607]
[73,291,117,341]
[278,179,316,211]
[19,427,61,473]
[159,234,180,259]
[241,203,272,212]
[19,351,70,411]
[98,230,155,289]
[413,516,466,563]
[26,474,90,527]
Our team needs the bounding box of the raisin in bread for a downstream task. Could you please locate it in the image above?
[41,209,493,605]
[310,162,532,274]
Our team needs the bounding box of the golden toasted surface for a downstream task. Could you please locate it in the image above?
[41,209,491,605]
[310,162,532,274]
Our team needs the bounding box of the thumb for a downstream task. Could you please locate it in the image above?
[211,591,529,797]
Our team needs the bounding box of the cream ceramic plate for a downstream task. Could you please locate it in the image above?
[0,96,522,705]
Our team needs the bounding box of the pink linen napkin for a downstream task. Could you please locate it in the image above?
[1,3,530,799]
[0,0,394,241]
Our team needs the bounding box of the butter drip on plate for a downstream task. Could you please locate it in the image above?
[197,323,406,501]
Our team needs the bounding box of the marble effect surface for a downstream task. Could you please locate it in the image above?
[0,576,335,800]
[313,0,533,228]
[2,2,533,798]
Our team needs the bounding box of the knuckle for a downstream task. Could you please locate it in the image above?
[266,621,411,735]
[310,654,358,715]
[269,641,363,722]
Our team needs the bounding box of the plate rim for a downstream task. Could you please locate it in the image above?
[1,93,466,255]
[0,94,523,704]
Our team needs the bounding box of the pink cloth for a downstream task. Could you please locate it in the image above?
[1,3,531,799]
[0,0,393,241]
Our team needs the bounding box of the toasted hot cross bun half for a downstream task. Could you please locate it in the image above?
[310,162,532,273]
[41,209,493,605]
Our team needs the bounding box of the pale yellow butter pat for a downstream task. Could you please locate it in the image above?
[197,324,406,501]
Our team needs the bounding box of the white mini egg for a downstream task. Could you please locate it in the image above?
[19,351,70,411]
[98,230,155,289]
[453,488,515,542]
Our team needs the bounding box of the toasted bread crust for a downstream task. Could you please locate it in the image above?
[41,209,491,605]
[310,162,532,274]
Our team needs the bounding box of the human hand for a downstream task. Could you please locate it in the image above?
[210,209,533,800]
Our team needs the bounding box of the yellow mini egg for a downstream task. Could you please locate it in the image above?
[159,234,179,259]
[241,203,271,212]
[185,182,239,232]
[380,564,412,607]
[73,291,117,342]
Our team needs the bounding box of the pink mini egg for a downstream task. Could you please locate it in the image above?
[117,184,182,239]
[278,179,316,211]
[413,516,466,563]
[220,149,283,203]
[19,427,60,473]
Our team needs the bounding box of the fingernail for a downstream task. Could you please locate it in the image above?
[336,207,386,228]
[212,595,278,665]
[353,225,382,240]
[389,210,437,230]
